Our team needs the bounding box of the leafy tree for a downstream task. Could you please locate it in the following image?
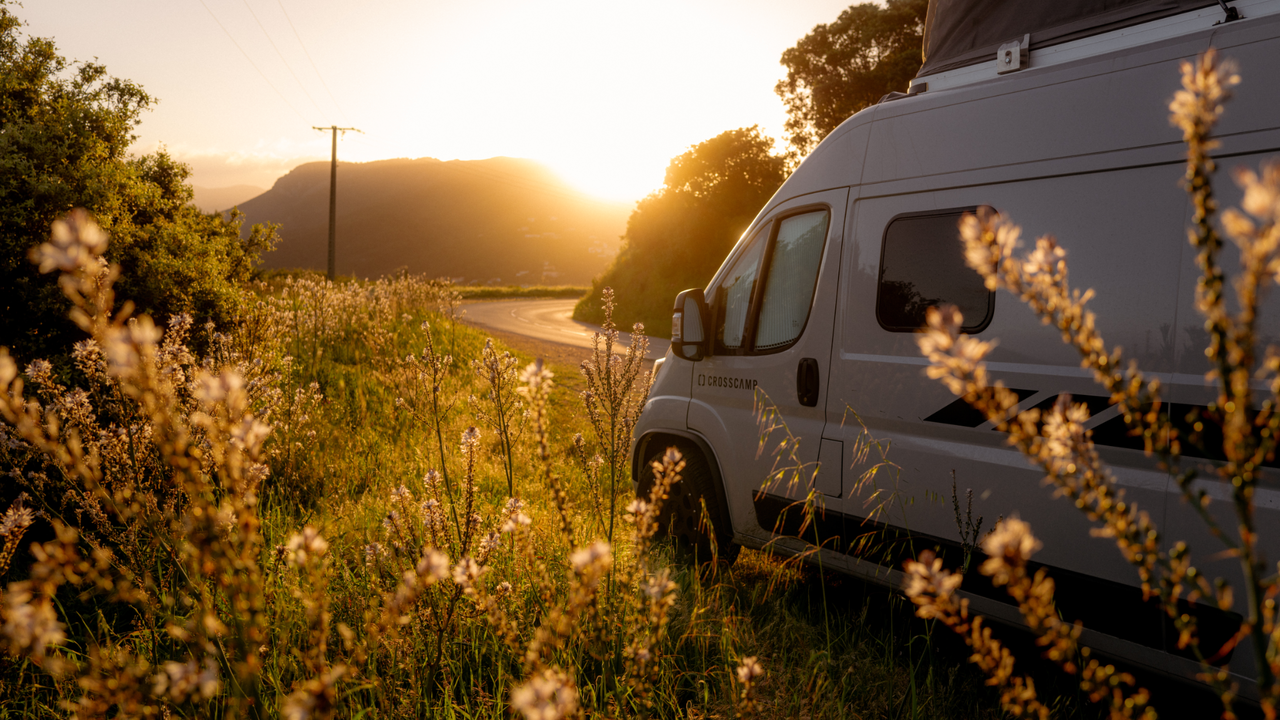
[776,0,927,158]
[575,127,786,335]
[0,4,277,362]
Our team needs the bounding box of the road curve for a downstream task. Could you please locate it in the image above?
[461,298,670,361]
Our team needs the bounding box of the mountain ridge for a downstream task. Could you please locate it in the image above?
[238,156,631,284]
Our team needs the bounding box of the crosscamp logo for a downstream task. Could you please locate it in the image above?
[698,374,758,390]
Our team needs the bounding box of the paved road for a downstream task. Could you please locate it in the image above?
[462,298,670,361]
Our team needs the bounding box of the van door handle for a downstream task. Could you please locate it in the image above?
[797,357,820,407]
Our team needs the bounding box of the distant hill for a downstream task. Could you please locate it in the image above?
[238,157,630,284]
[192,185,266,213]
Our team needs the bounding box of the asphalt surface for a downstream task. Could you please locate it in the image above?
[461,298,670,361]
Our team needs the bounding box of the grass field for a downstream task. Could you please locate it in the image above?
[0,245,1120,718]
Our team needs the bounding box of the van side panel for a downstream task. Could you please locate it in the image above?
[832,166,1190,589]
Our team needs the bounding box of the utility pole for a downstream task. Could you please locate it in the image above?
[312,125,361,280]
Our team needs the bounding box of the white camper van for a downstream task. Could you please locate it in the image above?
[632,0,1280,691]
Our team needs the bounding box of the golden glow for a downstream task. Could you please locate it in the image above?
[26,0,853,201]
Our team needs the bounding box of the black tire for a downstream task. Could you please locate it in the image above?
[637,439,740,567]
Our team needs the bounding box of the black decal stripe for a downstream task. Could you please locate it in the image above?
[752,491,1241,662]
[923,388,1036,427]
[923,391,1279,467]
[1026,393,1113,418]
[1092,403,1280,468]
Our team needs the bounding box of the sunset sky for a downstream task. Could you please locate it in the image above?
[20,0,854,202]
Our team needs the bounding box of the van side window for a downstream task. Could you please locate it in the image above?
[876,208,994,333]
[715,230,765,350]
[714,206,831,354]
[756,210,830,350]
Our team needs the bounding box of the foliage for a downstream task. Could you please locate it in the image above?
[0,206,1040,718]
[775,0,927,158]
[0,5,278,363]
[906,50,1280,718]
[574,127,786,334]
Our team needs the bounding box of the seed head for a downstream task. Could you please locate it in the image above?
[510,667,579,720]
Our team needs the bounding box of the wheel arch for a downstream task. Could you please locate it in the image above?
[632,429,736,539]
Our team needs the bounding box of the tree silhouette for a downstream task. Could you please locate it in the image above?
[575,127,786,335]
[776,0,927,159]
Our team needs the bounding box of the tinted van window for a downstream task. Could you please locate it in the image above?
[876,208,993,332]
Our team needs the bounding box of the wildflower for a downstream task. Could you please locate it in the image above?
[736,656,764,717]
[1,585,65,660]
[363,543,385,567]
[736,655,763,685]
[417,547,450,582]
[31,209,108,273]
[246,462,270,487]
[501,511,532,533]
[518,359,554,399]
[285,526,329,568]
[194,369,245,406]
[382,511,399,534]
[151,657,220,702]
[0,353,17,388]
[103,318,162,377]
[231,416,271,458]
[1168,47,1239,142]
[1238,162,1280,222]
[1022,237,1067,280]
[642,570,676,601]
[569,541,612,575]
[960,210,1022,289]
[282,665,345,720]
[501,498,532,533]
[981,518,1041,586]
[213,504,239,537]
[625,498,649,520]
[24,359,52,387]
[484,531,504,551]
[0,503,34,539]
[903,551,964,621]
[452,557,484,595]
[390,484,413,503]
[510,667,579,720]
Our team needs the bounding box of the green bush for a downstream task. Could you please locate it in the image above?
[0,5,277,363]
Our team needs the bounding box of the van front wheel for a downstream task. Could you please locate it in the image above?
[638,442,740,567]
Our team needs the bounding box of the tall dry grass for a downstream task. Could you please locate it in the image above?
[0,212,1022,718]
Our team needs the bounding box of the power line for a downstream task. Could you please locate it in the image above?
[275,0,350,123]
[242,0,326,118]
[195,0,307,123]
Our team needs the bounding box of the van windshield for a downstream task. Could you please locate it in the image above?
[717,233,765,350]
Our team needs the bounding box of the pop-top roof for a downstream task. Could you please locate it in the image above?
[919,0,1221,77]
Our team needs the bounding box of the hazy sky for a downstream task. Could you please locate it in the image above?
[18,0,855,201]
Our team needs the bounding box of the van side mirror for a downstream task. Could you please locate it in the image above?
[671,288,710,361]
